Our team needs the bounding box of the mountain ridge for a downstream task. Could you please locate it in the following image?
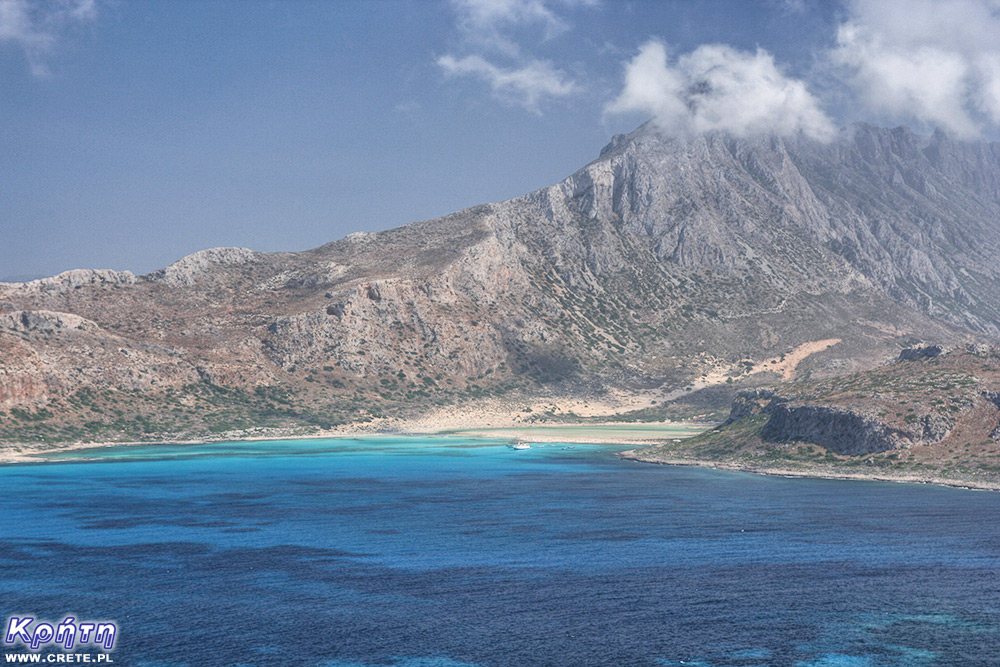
[1,122,998,447]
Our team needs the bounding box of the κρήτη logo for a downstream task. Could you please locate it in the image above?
[4,616,117,651]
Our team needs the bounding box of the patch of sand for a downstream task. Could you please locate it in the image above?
[664,337,843,401]
[761,338,842,380]
[445,423,712,446]
[394,390,670,434]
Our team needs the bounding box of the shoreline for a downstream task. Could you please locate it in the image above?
[0,420,707,465]
[618,450,1000,492]
[3,422,998,492]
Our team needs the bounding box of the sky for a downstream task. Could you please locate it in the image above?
[3,0,1000,280]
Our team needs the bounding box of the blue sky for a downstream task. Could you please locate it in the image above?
[3,0,1000,280]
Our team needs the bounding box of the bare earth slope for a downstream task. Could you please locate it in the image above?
[2,122,999,448]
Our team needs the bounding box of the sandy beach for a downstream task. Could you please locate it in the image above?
[4,394,998,492]
[0,417,708,465]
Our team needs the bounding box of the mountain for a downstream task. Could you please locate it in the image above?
[2,122,1000,446]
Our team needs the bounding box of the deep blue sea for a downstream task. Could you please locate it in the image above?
[1,436,999,666]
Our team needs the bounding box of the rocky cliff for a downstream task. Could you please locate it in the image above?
[2,122,1000,445]
[759,401,954,455]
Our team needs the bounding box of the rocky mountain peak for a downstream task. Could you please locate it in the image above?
[552,122,1000,334]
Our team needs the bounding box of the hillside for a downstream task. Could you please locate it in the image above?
[1,122,999,449]
[627,345,1000,489]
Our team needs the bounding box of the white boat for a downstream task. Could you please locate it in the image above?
[508,442,531,450]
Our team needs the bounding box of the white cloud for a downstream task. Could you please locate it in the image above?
[0,0,49,48]
[606,41,835,142]
[0,0,98,75]
[772,0,808,14]
[438,53,577,111]
[978,54,1000,125]
[449,0,597,55]
[832,0,1000,138]
[450,0,564,55]
[439,0,596,112]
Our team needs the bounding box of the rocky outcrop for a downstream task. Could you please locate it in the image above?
[726,388,775,423]
[898,345,949,361]
[919,413,954,442]
[0,368,50,409]
[264,275,507,377]
[144,247,258,286]
[0,269,136,293]
[759,399,953,454]
[761,401,902,454]
[0,312,202,410]
[983,391,1000,410]
[0,310,100,333]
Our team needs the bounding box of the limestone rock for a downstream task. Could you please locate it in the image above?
[0,310,99,332]
[0,269,136,293]
[144,247,258,286]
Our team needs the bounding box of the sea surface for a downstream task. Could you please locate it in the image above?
[1,435,998,666]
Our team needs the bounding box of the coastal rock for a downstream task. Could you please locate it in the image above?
[760,400,909,454]
[758,399,955,454]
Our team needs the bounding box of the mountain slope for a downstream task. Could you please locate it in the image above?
[1,122,999,445]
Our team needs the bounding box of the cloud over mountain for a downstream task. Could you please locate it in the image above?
[832,0,1000,139]
[436,1,1000,141]
[605,41,835,142]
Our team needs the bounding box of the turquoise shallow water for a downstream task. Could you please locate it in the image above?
[1,436,998,666]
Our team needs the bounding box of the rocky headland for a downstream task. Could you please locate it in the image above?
[625,345,1000,489]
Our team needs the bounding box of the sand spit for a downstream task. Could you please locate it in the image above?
[3,402,996,492]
